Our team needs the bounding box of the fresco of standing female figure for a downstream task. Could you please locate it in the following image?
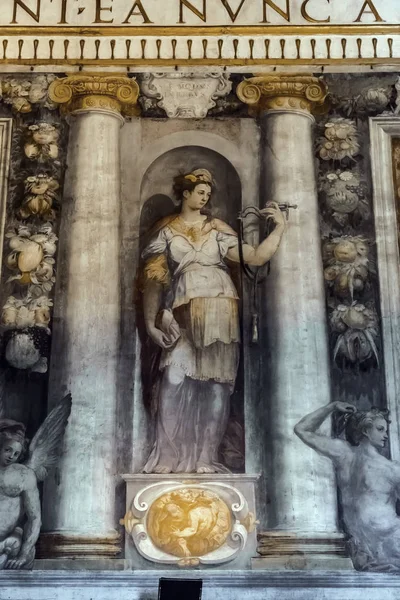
[141,168,286,474]
[295,400,400,572]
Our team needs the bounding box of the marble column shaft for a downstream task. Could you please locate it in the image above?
[261,108,338,532]
[41,76,139,558]
[237,76,345,560]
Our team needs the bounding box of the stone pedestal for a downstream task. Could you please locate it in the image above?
[120,474,259,570]
[40,75,140,559]
[237,75,350,568]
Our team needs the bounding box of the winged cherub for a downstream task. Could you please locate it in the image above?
[0,392,71,569]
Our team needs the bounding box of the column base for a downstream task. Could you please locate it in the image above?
[37,532,121,559]
[253,531,353,570]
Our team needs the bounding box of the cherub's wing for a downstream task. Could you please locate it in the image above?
[25,393,72,481]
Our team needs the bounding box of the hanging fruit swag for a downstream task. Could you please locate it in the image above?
[0,77,65,373]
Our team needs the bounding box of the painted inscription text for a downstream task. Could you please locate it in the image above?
[4,0,392,26]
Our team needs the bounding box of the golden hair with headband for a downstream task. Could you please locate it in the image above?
[173,169,214,201]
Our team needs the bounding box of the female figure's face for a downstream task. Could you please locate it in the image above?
[0,439,23,467]
[363,417,388,449]
[182,183,211,211]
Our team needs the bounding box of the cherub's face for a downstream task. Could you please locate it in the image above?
[0,440,23,467]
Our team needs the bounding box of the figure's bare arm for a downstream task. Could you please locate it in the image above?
[7,469,41,569]
[143,279,163,334]
[143,280,178,350]
[294,402,355,462]
[227,203,285,267]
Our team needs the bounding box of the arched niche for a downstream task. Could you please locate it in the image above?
[135,144,245,473]
[120,120,261,476]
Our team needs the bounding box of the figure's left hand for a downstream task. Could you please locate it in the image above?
[260,202,286,228]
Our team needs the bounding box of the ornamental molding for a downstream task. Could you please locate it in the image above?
[48,74,140,117]
[0,27,398,69]
[237,74,328,114]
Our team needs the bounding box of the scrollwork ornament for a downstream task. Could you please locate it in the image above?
[236,81,262,105]
[306,83,327,103]
[48,81,73,105]
[116,82,137,104]
[139,72,231,119]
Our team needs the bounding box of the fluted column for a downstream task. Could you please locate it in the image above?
[40,75,140,559]
[237,75,349,568]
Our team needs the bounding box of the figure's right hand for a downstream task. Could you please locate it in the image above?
[334,401,357,414]
[148,327,178,350]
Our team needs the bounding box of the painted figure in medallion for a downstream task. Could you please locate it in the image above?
[141,169,285,474]
[0,393,71,569]
[147,488,232,559]
[295,401,400,572]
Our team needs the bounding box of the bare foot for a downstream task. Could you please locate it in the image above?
[154,465,172,474]
[196,463,215,474]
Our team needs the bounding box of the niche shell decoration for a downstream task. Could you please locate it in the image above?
[121,482,252,567]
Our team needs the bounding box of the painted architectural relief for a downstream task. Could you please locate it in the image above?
[0,78,66,379]
[0,68,400,584]
[315,76,395,418]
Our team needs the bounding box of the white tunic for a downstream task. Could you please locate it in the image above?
[142,224,239,309]
[142,220,240,385]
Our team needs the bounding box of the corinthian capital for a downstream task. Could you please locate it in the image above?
[237,74,328,115]
[48,74,140,117]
